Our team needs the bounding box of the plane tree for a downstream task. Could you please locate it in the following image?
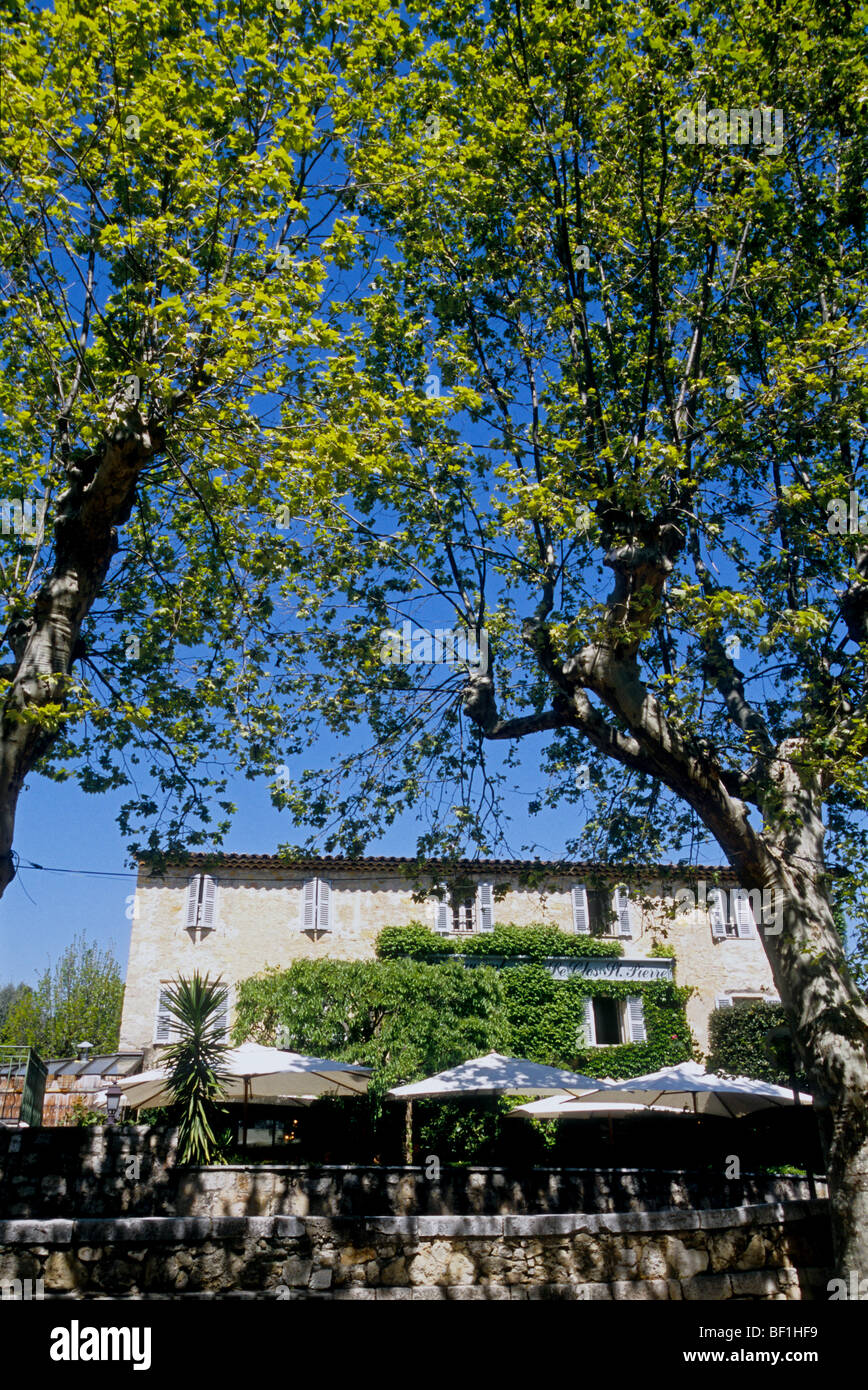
[269,0,868,1270]
[0,0,397,887]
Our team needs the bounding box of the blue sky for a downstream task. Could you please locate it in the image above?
[2,738,650,986]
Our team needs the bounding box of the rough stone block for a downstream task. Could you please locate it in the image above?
[682,1274,733,1300]
[611,1279,670,1300]
[281,1257,312,1287]
[730,1269,780,1297]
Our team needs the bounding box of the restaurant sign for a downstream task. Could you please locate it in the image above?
[455,955,674,982]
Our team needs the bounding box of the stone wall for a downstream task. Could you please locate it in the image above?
[0,1127,826,1220]
[0,1203,832,1300]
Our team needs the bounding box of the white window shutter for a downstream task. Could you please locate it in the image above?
[708,888,728,939]
[477,882,494,933]
[571,884,590,934]
[715,993,734,1009]
[184,876,201,929]
[434,894,451,935]
[582,997,596,1046]
[614,885,634,938]
[212,988,230,1041]
[199,875,217,931]
[626,996,647,1042]
[302,879,317,930]
[317,879,332,931]
[733,889,756,938]
[155,988,173,1044]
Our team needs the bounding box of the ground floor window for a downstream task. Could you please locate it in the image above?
[583,994,647,1045]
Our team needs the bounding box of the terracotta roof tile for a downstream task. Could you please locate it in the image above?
[141,852,739,880]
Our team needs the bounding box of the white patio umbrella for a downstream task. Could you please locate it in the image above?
[509,1095,689,1120]
[117,1042,372,1143]
[556,1060,814,1118]
[386,1052,602,1100]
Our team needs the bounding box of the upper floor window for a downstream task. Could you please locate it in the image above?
[571,883,640,939]
[434,883,494,935]
[301,878,332,932]
[709,888,757,940]
[184,874,218,932]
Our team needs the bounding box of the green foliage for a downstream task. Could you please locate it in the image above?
[706,1001,807,1088]
[234,953,692,1156]
[375,922,456,958]
[0,933,123,1057]
[375,922,623,960]
[161,972,230,1165]
[65,1096,104,1127]
[500,966,693,1079]
[0,0,410,861]
[649,943,677,959]
[232,957,508,1106]
[0,982,29,1032]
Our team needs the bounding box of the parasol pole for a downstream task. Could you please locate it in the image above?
[242,1076,250,1153]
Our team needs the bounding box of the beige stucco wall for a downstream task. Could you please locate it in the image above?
[119,867,778,1061]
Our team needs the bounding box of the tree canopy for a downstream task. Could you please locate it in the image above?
[0,930,124,1056]
[4,0,868,1270]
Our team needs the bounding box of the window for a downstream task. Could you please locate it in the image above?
[572,883,638,938]
[301,878,332,932]
[716,993,779,1010]
[433,882,495,935]
[184,874,218,932]
[582,994,647,1046]
[154,987,178,1045]
[155,984,230,1044]
[709,888,757,940]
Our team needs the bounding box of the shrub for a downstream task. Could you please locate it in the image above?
[706,1000,806,1086]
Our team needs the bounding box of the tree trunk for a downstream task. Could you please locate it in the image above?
[722,745,868,1277]
[0,421,157,897]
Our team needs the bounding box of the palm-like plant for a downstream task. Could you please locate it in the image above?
[161,972,230,1165]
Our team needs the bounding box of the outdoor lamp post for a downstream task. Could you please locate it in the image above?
[104,1084,123,1126]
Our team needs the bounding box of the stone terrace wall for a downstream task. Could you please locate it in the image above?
[0,1128,826,1219]
[0,1202,832,1300]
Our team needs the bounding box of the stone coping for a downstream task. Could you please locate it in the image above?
[173,1163,826,1177]
[0,1199,829,1246]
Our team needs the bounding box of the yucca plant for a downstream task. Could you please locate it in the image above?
[162,972,230,1165]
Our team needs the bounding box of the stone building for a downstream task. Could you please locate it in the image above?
[120,855,780,1066]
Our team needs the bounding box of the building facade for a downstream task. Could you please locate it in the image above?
[120,855,780,1066]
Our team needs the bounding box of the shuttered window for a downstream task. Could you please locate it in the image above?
[733,890,757,938]
[709,888,729,939]
[184,874,218,932]
[301,878,332,932]
[626,995,647,1042]
[155,988,177,1044]
[212,988,231,1042]
[571,885,591,934]
[614,885,636,938]
[714,994,734,1010]
[477,882,494,933]
[433,892,452,935]
[709,888,757,939]
[582,996,647,1045]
